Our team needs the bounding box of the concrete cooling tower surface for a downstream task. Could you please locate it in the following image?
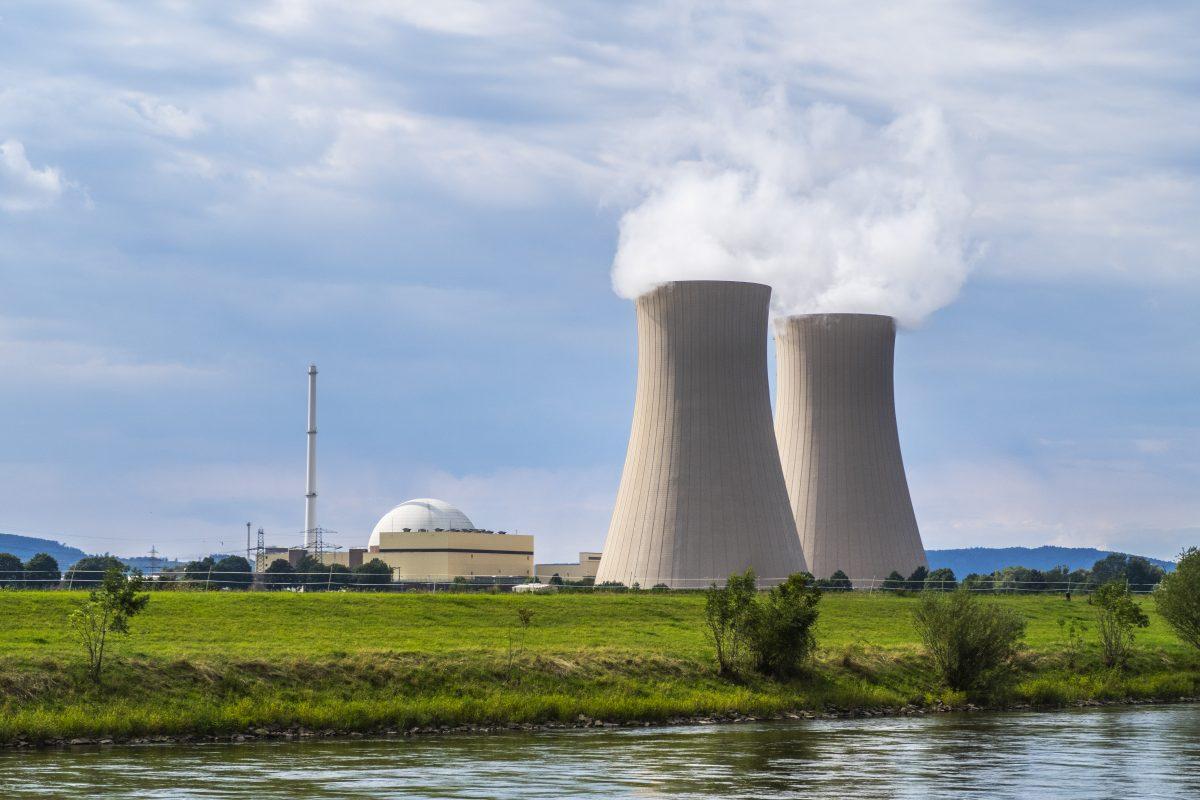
[774,313,927,585]
[596,281,808,589]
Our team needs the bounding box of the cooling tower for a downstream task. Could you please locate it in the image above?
[596,281,808,589]
[774,313,927,585]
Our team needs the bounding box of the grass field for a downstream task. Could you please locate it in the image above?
[1,591,1197,743]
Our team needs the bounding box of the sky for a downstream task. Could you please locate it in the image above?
[1,1,1198,563]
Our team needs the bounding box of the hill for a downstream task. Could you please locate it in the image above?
[0,533,89,568]
[926,546,1175,576]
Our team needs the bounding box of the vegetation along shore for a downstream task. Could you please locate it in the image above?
[3,572,1200,747]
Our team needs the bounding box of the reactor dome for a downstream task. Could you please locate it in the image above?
[368,498,476,547]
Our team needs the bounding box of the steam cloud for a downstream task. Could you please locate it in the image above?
[611,95,972,328]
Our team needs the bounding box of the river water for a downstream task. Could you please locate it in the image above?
[3,704,1198,798]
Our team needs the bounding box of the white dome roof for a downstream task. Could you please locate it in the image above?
[369,498,475,547]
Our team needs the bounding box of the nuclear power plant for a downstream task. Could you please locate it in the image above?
[774,313,927,584]
[596,281,808,589]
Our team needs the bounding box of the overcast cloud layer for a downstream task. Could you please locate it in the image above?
[1,1,1198,562]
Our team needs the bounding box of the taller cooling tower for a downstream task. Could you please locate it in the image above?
[774,313,927,585]
[596,281,808,589]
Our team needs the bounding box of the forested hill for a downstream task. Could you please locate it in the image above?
[927,546,1175,576]
[0,533,89,568]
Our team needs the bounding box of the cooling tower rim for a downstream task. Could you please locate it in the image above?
[775,311,895,322]
[638,279,772,296]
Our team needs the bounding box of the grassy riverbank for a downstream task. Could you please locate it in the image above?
[1,591,1197,743]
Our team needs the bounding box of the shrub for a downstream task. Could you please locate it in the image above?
[881,571,906,591]
[69,566,150,684]
[748,573,822,678]
[212,555,253,590]
[704,571,758,675]
[1093,580,1149,668]
[352,558,391,589]
[64,555,125,588]
[1155,547,1200,652]
[825,571,852,591]
[262,558,296,590]
[906,566,929,591]
[912,588,1026,692]
[0,553,23,588]
[924,568,957,592]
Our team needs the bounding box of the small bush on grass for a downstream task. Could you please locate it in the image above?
[69,566,150,684]
[705,571,822,679]
[1155,547,1200,653]
[1092,580,1149,668]
[912,588,1025,693]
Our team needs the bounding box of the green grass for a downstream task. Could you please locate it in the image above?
[0,591,1196,743]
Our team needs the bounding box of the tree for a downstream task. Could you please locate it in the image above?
[1093,580,1150,668]
[295,555,326,590]
[1126,556,1166,590]
[1156,548,1200,653]
[825,570,852,591]
[548,574,564,586]
[69,566,150,683]
[326,563,352,590]
[182,556,217,589]
[704,570,758,675]
[24,553,61,589]
[0,552,23,588]
[262,558,296,590]
[881,571,906,591]
[924,568,957,592]
[1091,553,1129,586]
[906,565,929,591]
[64,555,125,588]
[212,555,253,590]
[912,589,1026,692]
[748,573,823,678]
[353,558,391,589]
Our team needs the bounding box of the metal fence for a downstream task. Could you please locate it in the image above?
[0,570,1165,594]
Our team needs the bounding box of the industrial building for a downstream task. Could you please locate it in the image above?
[774,313,927,585]
[596,280,808,588]
[367,498,534,581]
[535,551,601,582]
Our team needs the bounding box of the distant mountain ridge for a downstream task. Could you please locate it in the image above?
[927,546,1175,576]
[0,533,90,568]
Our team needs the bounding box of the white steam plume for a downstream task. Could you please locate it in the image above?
[611,94,973,328]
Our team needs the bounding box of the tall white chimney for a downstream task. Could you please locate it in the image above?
[304,363,318,548]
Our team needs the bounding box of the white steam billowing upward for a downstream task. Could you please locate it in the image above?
[611,96,972,328]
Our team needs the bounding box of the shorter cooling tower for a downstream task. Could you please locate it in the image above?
[775,313,927,585]
[596,280,808,589]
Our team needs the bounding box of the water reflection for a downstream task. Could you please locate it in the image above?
[2,705,1198,799]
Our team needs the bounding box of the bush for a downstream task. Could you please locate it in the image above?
[748,573,822,678]
[881,571,906,591]
[912,588,1026,692]
[69,566,150,683]
[906,566,929,591]
[212,556,253,590]
[352,558,391,589]
[823,571,852,591]
[924,568,957,592]
[1092,580,1149,668]
[704,571,758,675]
[705,571,823,678]
[262,559,296,590]
[1155,547,1200,652]
[64,555,126,588]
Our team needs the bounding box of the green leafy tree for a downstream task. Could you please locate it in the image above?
[825,570,852,591]
[64,555,125,588]
[881,571,906,591]
[182,556,217,589]
[1155,548,1200,653]
[906,565,929,591]
[352,558,392,589]
[212,555,253,590]
[0,553,23,588]
[548,574,564,586]
[1125,556,1166,590]
[262,558,296,590]
[326,563,352,589]
[924,567,957,592]
[1093,580,1150,667]
[704,570,758,675]
[24,553,61,589]
[295,555,327,590]
[912,588,1026,692]
[68,566,150,683]
[748,573,822,678]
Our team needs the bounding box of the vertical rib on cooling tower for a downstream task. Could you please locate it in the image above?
[774,313,927,586]
[596,281,807,589]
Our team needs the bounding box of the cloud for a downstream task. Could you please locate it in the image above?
[610,97,973,326]
[0,139,64,211]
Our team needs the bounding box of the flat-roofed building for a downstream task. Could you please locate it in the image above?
[535,551,601,582]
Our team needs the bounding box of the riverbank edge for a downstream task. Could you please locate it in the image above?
[6,695,1198,751]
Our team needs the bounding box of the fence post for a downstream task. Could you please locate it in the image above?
[206,568,212,591]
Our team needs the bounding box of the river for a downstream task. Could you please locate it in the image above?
[3,704,1198,798]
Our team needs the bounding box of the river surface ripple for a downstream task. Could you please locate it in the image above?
[3,704,1199,799]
